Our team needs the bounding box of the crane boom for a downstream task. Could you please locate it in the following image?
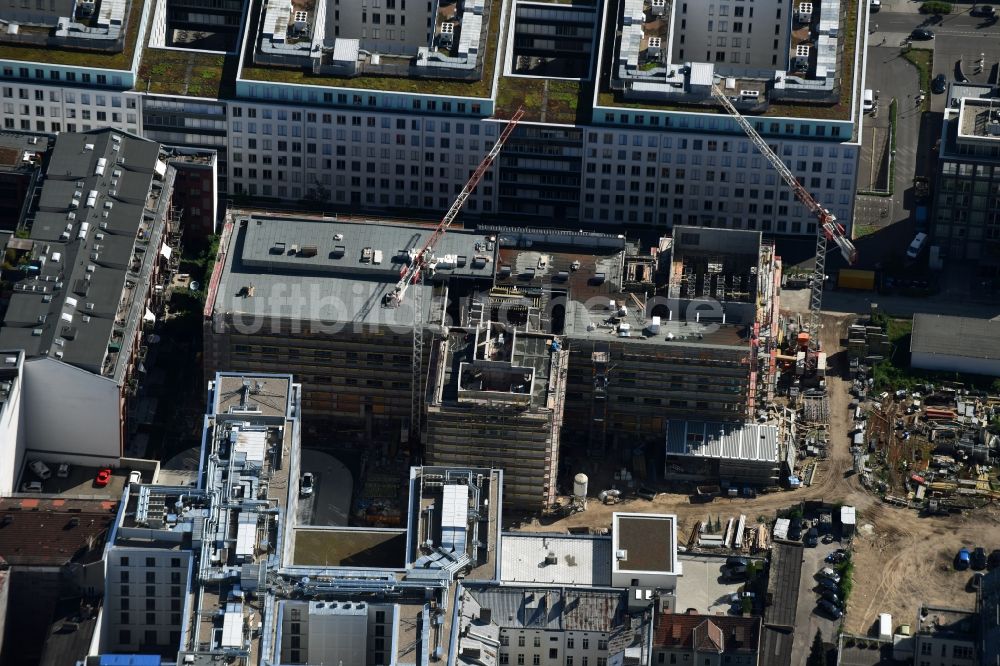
[386,107,525,307]
[710,85,857,346]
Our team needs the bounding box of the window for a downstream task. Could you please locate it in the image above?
[518,636,525,647]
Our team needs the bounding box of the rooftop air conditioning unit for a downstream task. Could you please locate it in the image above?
[651,0,667,16]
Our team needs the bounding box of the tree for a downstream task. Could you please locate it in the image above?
[807,629,826,666]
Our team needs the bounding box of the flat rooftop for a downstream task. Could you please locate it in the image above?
[958,98,1000,141]
[911,314,1000,361]
[240,0,504,99]
[0,0,145,70]
[292,528,407,568]
[917,606,977,639]
[211,216,497,329]
[214,373,292,419]
[612,512,676,574]
[598,0,860,120]
[666,421,779,464]
[500,533,612,586]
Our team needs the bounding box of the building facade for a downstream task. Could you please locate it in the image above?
[0,0,867,238]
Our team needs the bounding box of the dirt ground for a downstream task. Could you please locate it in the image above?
[508,314,999,636]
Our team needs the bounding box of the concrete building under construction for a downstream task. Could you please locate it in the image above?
[423,322,568,509]
[465,226,781,456]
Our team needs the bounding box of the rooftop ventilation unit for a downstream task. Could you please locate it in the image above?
[439,22,455,47]
[651,0,667,16]
[647,36,662,58]
[796,44,810,57]
[797,2,813,22]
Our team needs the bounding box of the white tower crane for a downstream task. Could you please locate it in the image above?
[710,85,857,350]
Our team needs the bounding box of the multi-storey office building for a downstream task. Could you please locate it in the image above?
[0,0,869,237]
[203,214,500,434]
[931,88,1000,268]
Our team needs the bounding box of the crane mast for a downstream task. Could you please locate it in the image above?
[386,107,525,308]
[387,107,524,442]
[710,85,857,349]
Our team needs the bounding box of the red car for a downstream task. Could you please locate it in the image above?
[95,468,112,487]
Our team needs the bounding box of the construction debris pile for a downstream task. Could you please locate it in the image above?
[855,386,999,512]
[690,514,771,553]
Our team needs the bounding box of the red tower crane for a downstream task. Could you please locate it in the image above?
[710,85,857,350]
[385,107,525,308]
[386,107,524,441]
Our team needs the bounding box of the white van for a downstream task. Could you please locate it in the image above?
[906,232,928,259]
[863,89,875,112]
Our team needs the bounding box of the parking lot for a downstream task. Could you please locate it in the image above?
[674,553,762,615]
[19,460,126,498]
[294,449,353,527]
[790,533,848,663]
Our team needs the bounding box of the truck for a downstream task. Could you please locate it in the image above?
[913,176,930,203]
[838,269,876,291]
[915,206,928,231]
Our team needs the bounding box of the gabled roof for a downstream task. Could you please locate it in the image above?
[653,612,761,655]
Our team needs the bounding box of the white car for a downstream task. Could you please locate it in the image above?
[300,472,315,497]
[29,460,52,480]
[870,0,881,10]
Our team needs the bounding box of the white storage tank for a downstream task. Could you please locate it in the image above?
[573,473,589,499]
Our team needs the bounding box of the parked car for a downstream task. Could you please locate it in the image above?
[636,486,657,500]
[56,463,70,478]
[20,481,43,493]
[870,0,881,11]
[971,5,996,17]
[29,460,52,480]
[910,28,935,40]
[818,567,841,584]
[726,557,749,568]
[826,551,847,564]
[804,528,819,547]
[971,547,987,571]
[299,472,315,497]
[817,577,839,592]
[821,590,841,605]
[932,74,947,94]
[94,468,112,488]
[788,517,804,541]
[988,549,1000,570]
[822,533,836,545]
[818,600,844,618]
[956,548,971,571]
[724,565,749,581]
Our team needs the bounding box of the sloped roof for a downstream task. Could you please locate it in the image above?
[0,497,116,566]
[653,612,761,655]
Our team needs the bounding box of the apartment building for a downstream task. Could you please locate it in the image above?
[423,322,568,508]
[932,88,1000,267]
[912,606,978,666]
[651,611,761,666]
[455,585,654,666]
[0,129,184,458]
[0,0,866,237]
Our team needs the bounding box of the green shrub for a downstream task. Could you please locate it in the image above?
[920,1,952,14]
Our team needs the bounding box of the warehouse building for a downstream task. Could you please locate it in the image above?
[910,314,1000,377]
[665,420,785,486]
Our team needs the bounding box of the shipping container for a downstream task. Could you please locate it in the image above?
[838,269,876,291]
